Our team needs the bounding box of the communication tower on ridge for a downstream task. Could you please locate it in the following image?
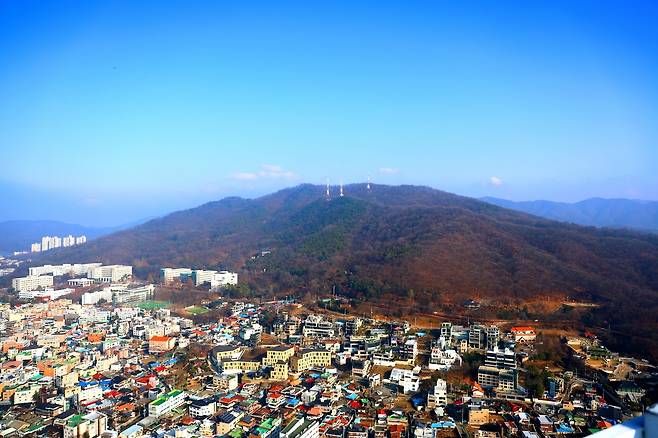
[367,177,371,192]
[340,181,344,197]
[325,179,331,200]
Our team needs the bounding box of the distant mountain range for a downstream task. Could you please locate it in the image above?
[481,197,658,232]
[0,219,148,255]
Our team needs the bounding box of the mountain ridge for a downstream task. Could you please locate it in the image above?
[481,196,658,232]
[31,183,658,359]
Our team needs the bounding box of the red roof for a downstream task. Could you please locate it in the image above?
[150,335,173,342]
[511,326,535,332]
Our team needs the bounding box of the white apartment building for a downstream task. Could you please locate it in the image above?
[88,265,132,283]
[148,389,187,418]
[192,269,216,286]
[31,243,41,252]
[161,267,193,284]
[63,235,76,247]
[429,347,462,371]
[303,315,335,338]
[12,275,54,292]
[427,379,448,408]
[389,367,421,394]
[76,235,87,245]
[29,263,102,277]
[210,271,238,288]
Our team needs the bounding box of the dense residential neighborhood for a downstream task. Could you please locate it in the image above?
[0,262,655,438]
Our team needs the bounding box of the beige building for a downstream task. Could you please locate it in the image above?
[270,362,289,380]
[262,346,295,366]
[290,349,332,372]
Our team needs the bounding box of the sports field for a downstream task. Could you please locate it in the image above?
[185,305,209,315]
[136,300,171,310]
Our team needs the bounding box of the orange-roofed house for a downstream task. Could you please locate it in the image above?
[149,336,176,353]
[87,333,104,343]
[510,326,536,343]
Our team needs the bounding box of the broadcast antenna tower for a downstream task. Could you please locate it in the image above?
[325,179,331,200]
[339,181,344,197]
[367,176,371,192]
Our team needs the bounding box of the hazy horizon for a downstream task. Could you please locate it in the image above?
[2,181,658,228]
[2,1,657,226]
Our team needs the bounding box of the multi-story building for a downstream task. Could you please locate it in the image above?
[88,265,132,283]
[390,367,420,394]
[112,284,155,304]
[189,398,217,417]
[303,315,335,339]
[427,379,448,408]
[210,271,238,288]
[63,412,107,438]
[12,275,54,292]
[281,418,319,438]
[262,345,296,366]
[149,335,176,353]
[212,345,243,363]
[478,346,518,391]
[29,263,102,277]
[192,269,217,286]
[290,348,332,372]
[270,361,289,380]
[469,325,499,350]
[31,243,41,252]
[161,267,194,284]
[148,389,186,418]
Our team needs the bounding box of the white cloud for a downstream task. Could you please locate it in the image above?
[489,176,504,187]
[378,167,399,175]
[232,172,259,181]
[230,164,297,181]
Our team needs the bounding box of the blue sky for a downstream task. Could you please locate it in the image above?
[1,1,657,226]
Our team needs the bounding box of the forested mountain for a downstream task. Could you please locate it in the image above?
[37,184,658,359]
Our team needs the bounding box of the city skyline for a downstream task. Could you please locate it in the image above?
[2,1,658,225]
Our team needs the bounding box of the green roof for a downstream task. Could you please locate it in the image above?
[151,389,184,406]
[228,428,244,438]
[67,415,86,428]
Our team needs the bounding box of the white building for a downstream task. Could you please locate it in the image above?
[119,425,143,438]
[12,275,54,292]
[18,288,74,301]
[210,271,238,288]
[427,379,448,408]
[192,269,216,286]
[81,288,114,305]
[389,367,421,394]
[161,267,193,284]
[76,235,87,245]
[148,389,186,418]
[68,278,96,288]
[31,243,41,252]
[112,284,155,304]
[63,235,76,247]
[303,315,335,338]
[88,265,132,283]
[429,347,462,371]
[281,418,319,438]
[29,263,102,277]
